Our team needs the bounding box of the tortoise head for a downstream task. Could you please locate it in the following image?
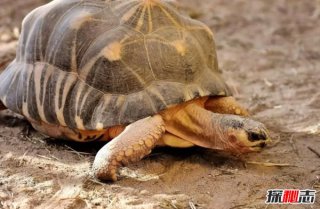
[220,116,272,153]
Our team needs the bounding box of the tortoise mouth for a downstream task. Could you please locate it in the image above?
[252,142,266,148]
[248,138,272,151]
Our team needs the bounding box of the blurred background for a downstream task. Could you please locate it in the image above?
[0,0,319,208]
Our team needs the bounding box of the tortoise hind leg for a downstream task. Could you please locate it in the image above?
[92,115,165,181]
[205,96,249,116]
[0,101,6,111]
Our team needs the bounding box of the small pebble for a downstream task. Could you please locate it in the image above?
[140,190,148,195]
[92,197,102,205]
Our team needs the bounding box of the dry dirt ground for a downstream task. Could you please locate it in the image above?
[0,0,320,208]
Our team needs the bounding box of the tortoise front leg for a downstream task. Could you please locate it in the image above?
[92,115,165,181]
[205,96,249,116]
[0,101,6,111]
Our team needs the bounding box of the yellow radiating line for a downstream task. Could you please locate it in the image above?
[158,4,181,28]
[46,2,82,66]
[74,82,84,117]
[120,60,146,85]
[79,54,99,80]
[186,31,207,67]
[120,3,141,23]
[135,4,147,31]
[54,72,67,126]
[148,33,170,42]
[143,38,156,79]
[147,38,171,46]
[61,75,76,113]
[113,0,137,11]
[71,37,77,72]
[122,39,142,46]
[22,69,32,119]
[147,86,167,107]
[147,3,153,33]
[79,88,92,114]
[136,5,147,31]
[34,65,48,123]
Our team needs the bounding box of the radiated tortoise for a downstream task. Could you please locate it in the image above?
[0,0,271,181]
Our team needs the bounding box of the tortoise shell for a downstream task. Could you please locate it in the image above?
[0,0,231,131]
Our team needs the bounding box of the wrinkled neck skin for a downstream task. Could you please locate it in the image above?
[160,97,251,154]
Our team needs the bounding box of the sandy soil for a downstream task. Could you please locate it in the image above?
[0,0,319,208]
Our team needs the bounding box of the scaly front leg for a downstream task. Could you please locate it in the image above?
[92,115,165,181]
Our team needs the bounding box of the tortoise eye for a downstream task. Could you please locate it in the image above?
[248,132,266,142]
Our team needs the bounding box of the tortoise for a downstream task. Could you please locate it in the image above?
[0,0,271,181]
